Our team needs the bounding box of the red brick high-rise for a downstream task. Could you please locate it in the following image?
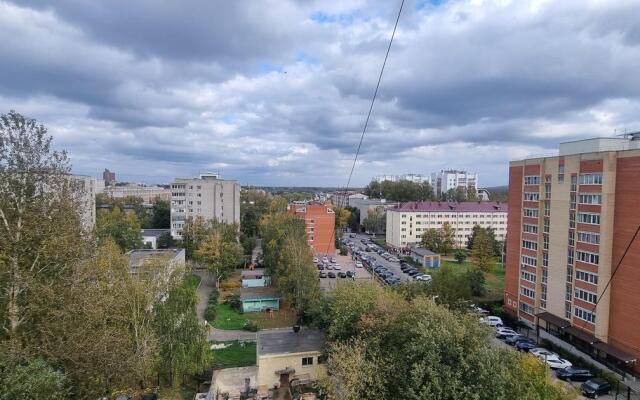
[505,136,640,374]
[287,202,335,255]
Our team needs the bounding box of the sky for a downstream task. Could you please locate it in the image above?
[1,0,640,187]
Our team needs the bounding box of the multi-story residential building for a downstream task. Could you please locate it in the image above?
[349,198,397,226]
[104,184,171,204]
[287,201,335,254]
[331,191,368,208]
[170,173,240,239]
[504,136,640,375]
[431,170,478,196]
[71,174,98,231]
[373,173,432,184]
[386,201,507,248]
[103,168,116,186]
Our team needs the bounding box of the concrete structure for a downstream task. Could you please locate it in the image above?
[141,229,170,249]
[331,191,368,208]
[431,170,478,196]
[257,329,326,390]
[477,188,490,201]
[241,269,271,288]
[71,174,99,231]
[210,366,259,400]
[504,135,640,375]
[373,173,432,184]
[240,287,280,313]
[409,247,441,268]
[287,202,335,254]
[349,198,397,227]
[386,201,507,248]
[104,184,171,204]
[170,173,241,239]
[103,168,116,185]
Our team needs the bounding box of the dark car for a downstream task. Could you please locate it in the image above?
[505,334,528,346]
[338,272,347,278]
[515,340,537,352]
[407,269,419,276]
[581,378,611,398]
[319,272,327,278]
[328,272,336,278]
[556,367,594,382]
[317,264,325,271]
[346,271,355,278]
[379,271,393,279]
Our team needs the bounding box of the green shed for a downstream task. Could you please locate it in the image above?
[240,286,280,313]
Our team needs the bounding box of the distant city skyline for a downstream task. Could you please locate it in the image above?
[3,1,640,187]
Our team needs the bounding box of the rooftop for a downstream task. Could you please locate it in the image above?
[141,229,170,238]
[391,201,506,213]
[410,247,439,256]
[258,328,325,356]
[240,286,280,301]
[127,248,185,273]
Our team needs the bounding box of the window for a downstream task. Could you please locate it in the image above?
[524,176,540,185]
[577,231,600,245]
[571,175,577,192]
[580,173,603,185]
[568,230,575,247]
[521,271,536,282]
[545,183,551,199]
[570,193,576,210]
[543,234,549,250]
[576,270,598,285]
[520,302,535,315]
[302,357,314,366]
[574,307,596,323]
[579,193,602,205]
[576,250,599,265]
[521,287,535,299]
[523,224,538,234]
[565,303,572,319]
[578,213,600,225]
[523,208,539,218]
[522,240,538,250]
[541,268,548,284]
[542,252,549,267]
[524,192,540,201]
[575,288,597,304]
[567,249,574,265]
[567,265,573,283]
[521,255,537,267]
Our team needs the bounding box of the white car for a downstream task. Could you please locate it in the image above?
[415,274,432,282]
[480,316,504,327]
[530,348,558,360]
[543,357,572,370]
[389,257,400,263]
[322,257,329,263]
[333,264,342,270]
[355,261,363,268]
[313,257,319,263]
[330,257,337,263]
[495,327,517,338]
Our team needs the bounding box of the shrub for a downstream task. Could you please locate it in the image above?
[224,295,242,311]
[220,280,241,290]
[454,249,467,264]
[243,320,259,332]
[204,304,217,323]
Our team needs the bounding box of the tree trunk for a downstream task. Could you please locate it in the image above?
[7,257,22,337]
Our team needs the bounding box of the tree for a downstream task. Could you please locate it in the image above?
[454,249,467,264]
[0,354,69,400]
[154,275,209,386]
[440,221,456,255]
[346,206,360,232]
[420,228,442,252]
[157,231,174,249]
[151,199,170,228]
[96,206,144,251]
[362,206,386,234]
[471,228,495,272]
[364,180,434,202]
[196,231,243,288]
[334,207,351,231]
[466,268,487,297]
[426,265,473,309]
[240,189,270,237]
[0,110,88,342]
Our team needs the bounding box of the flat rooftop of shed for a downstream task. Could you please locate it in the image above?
[258,328,325,356]
[240,286,279,301]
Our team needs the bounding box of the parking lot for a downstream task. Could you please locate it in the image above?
[315,251,374,291]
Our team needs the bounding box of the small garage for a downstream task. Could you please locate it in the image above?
[240,286,280,313]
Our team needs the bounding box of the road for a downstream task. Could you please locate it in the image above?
[346,232,418,283]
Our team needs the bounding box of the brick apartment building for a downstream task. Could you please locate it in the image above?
[505,136,640,374]
[287,202,335,255]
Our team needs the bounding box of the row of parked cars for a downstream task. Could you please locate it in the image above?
[490,321,612,398]
[314,255,355,279]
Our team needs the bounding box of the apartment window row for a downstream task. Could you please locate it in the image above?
[574,307,596,323]
[579,193,602,205]
[577,212,600,225]
[522,240,538,250]
[521,255,537,267]
[523,208,539,218]
[521,271,536,283]
[576,250,599,265]
[523,224,538,234]
[524,192,540,201]
[576,270,598,285]
[524,176,540,185]
[579,173,603,185]
[575,288,597,304]
[520,287,536,299]
[541,268,548,284]
[520,302,535,315]
[577,231,600,245]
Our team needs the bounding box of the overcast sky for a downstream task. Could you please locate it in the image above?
[2,0,639,187]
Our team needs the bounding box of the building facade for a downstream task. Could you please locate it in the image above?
[386,201,507,248]
[287,202,335,254]
[331,191,368,208]
[431,170,478,196]
[104,184,171,204]
[72,174,98,231]
[170,174,241,239]
[103,168,116,185]
[504,136,640,374]
[373,173,432,184]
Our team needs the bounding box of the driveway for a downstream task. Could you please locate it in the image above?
[195,270,215,322]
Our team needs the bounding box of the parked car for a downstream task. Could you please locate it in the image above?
[389,257,400,263]
[407,269,419,276]
[543,357,572,370]
[338,272,347,278]
[333,264,342,270]
[330,257,337,263]
[515,340,538,352]
[319,272,327,278]
[355,261,363,268]
[317,265,325,271]
[495,327,517,339]
[469,305,490,316]
[349,233,356,238]
[313,257,319,263]
[556,367,594,382]
[415,274,432,282]
[530,348,558,360]
[346,271,355,278]
[328,272,336,278]
[581,378,611,398]
[325,265,333,270]
[322,257,329,263]
[480,316,504,327]
[505,334,528,346]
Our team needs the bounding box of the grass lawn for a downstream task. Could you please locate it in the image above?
[185,274,201,290]
[246,307,298,329]
[440,260,505,302]
[212,304,248,330]
[210,341,257,369]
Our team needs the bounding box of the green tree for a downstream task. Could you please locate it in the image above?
[157,231,174,249]
[440,221,456,255]
[471,228,495,272]
[454,249,467,264]
[96,206,144,251]
[426,265,472,309]
[151,199,170,228]
[0,354,69,400]
[364,180,434,202]
[362,206,385,234]
[196,231,243,288]
[240,189,270,237]
[466,268,487,297]
[420,228,442,252]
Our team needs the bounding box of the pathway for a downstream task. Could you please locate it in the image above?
[195,270,215,322]
[208,328,257,342]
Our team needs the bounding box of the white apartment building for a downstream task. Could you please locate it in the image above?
[170,174,240,239]
[373,173,432,184]
[104,184,171,204]
[386,201,507,248]
[71,174,98,231]
[431,170,478,196]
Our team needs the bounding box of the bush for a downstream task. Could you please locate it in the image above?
[220,280,241,290]
[204,304,217,323]
[223,295,242,311]
[242,320,259,332]
[339,246,348,256]
[466,268,486,297]
[454,249,467,264]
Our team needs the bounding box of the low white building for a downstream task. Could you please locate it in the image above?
[386,201,507,248]
[141,229,171,249]
[331,191,368,208]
